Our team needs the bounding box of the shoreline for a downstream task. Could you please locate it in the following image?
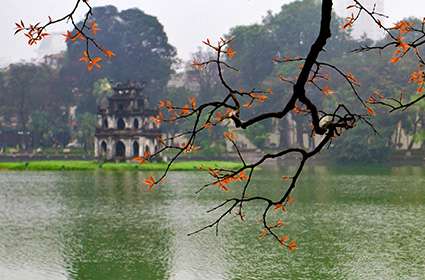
[0,160,243,172]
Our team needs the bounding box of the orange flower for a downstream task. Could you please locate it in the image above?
[226,47,236,59]
[151,112,164,125]
[184,144,201,153]
[250,93,268,103]
[286,195,295,206]
[79,51,90,63]
[143,150,151,160]
[347,72,360,86]
[144,176,156,191]
[215,111,224,122]
[103,49,115,58]
[282,176,290,181]
[91,21,101,35]
[133,156,145,164]
[390,56,401,64]
[189,96,197,109]
[322,85,335,96]
[159,100,166,108]
[87,57,102,71]
[203,122,213,129]
[79,51,102,71]
[279,235,289,245]
[64,31,83,43]
[367,106,376,116]
[393,20,412,34]
[274,203,287,212]
[63,31,74,42]
[275,219,285,228]
[259,228,269,238]
[236,171,249,181]
[288,240,297,251]
[180,104,191,116]
[224,131,237,142]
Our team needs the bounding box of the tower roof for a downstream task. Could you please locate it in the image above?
[111,81,146,98]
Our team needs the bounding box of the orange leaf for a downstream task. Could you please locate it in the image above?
[390,56,401,64]
[347,72,360,85]
[79,51,90,63]
[367,107,376,116]
[144,176,156,191]
[143,150,151,160]
[286,195,295,206]
[90,21,101,35]
[259,228,269,239]
[151,112,164,125]
[133,156,145,164]
[180,104,191,116]
[322,85,335,96]
[288,240,297,251]
[250,93,268,103]
[276,219,285,228]
[85,56,102,72]
[223,131,237,142]
[226,47,236,59]
[189,96,197,109]
[279,235,289,245]
[274,203,286,212]
[103,49,116,58]
[203,122,213,129]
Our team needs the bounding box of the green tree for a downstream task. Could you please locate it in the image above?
[76,113,96,154]
[61,5,177,113]
[30,111,50,147]
[1,63,54,131]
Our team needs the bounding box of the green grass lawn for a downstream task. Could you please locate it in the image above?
[0,160,242,171]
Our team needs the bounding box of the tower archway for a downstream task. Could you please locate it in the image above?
[133,141,139,157]
[100,141,107,156]
[144,145,150,155]
[115,141,126,158]
[133,118,139,129]
[117,118,125,130]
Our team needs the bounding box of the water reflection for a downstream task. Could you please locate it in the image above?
[0,167,424,279]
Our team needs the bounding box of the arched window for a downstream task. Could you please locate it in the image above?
[133,141,139,157]
[115,141,126,158]
[100,141,107,155]
[117,118,126,130]
[103,118,108,128]
[133,118,139,129]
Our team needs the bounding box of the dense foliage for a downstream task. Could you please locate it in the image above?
[2,1,425,161]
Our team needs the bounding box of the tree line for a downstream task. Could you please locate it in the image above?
[2,0,424,162]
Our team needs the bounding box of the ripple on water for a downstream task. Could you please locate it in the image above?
[0,169,424,280]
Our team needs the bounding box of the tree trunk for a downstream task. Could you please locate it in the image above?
[279,117,291,148]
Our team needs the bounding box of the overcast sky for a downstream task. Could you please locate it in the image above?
[1,0,425,65]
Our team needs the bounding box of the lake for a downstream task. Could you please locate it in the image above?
[0,166,425,280]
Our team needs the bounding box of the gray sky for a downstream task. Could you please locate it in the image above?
[1,0,425,65]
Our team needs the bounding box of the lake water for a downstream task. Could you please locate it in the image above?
[0,166,425,280]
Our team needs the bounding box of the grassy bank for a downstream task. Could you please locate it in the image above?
[0,160,242,171]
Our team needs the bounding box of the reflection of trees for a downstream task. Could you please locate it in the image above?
[216,168,349,279]
[164,172,229,280]
[58,171,172,280]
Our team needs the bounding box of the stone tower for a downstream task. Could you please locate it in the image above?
[94,82,161,161]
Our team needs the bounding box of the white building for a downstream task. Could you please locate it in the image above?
[94,82,161,161]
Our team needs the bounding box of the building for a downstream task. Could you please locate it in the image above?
[94,82,161,161]
[0,128,32,152]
